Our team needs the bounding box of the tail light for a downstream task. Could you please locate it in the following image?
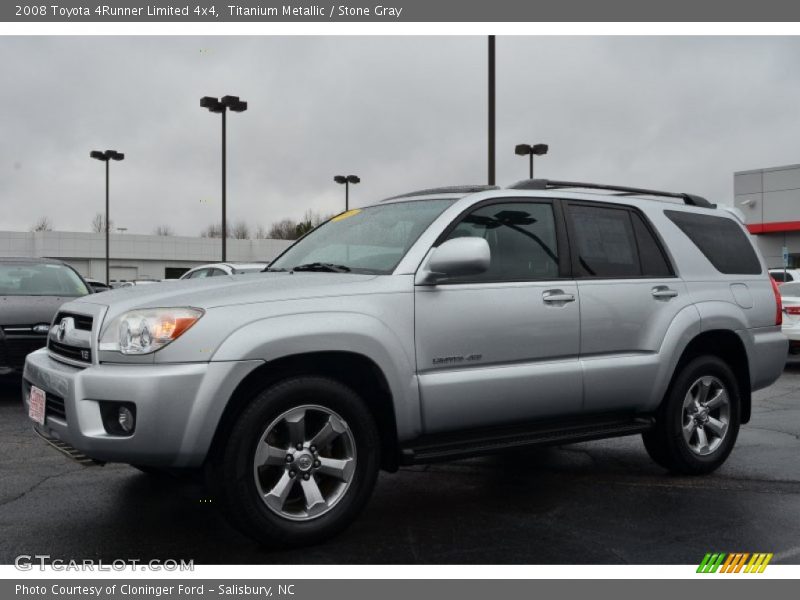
[785,306,800,316]
[771,277,783,325]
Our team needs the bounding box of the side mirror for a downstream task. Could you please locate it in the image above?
[416,237,490,285]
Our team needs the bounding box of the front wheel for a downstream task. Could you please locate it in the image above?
[643,355,740,475]
[212,376,380,547]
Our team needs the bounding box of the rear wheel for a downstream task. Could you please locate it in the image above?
[211,376,380,547]
[643,355,740,475]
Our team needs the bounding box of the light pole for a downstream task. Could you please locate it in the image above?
[90,149,124,285]
[515,143,549,179]
[200,95,248,261]
[488,35,496,186]
[334,175,360,211]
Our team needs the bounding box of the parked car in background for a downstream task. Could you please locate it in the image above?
[179,262,268,280]
[84,278,111,294]
[769,268,800,285]
[1,257,89,376]
[779,281,800,354]
[112,279,162,289]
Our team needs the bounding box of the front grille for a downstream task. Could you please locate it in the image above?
[0,336,47,369]
[49,340,92,364]
[46,392,67,421]
[54,312,93,331]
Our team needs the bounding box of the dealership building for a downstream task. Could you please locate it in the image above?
[735,163,800,270]
[0,230,292,281]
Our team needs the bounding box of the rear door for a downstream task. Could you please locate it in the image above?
[564,201,692,413]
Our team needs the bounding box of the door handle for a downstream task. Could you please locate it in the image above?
[651,286,678,299]
[543,290,576,304]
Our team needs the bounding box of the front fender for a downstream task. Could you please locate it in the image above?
[211,311,421,441]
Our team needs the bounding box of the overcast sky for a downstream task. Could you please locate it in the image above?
[1,36,799,236]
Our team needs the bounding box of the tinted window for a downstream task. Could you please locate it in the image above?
[771,272,786,282]
[442,202,559,281]
[568,205,639,278]
[631,212,673,277]
[665,211,761,275]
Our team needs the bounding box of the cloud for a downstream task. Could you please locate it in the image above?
[1,36,799,235]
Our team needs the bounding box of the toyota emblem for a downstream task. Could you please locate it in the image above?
[56,318,72,342]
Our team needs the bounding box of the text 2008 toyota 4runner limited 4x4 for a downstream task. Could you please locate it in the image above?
[23,179,787,546]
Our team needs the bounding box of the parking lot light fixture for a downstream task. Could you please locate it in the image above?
[515,143,549,179]
[201,94,248,261]
[334,175,360,211]
[90,149,125,285]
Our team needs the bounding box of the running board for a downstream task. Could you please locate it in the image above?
[401,416,654,465]
[33,426,105,467]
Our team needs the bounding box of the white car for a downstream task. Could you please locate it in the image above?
[780,281,800,353]
[179,262,267,280]
[769,268,800,285]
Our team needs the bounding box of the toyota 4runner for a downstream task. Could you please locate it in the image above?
[23,179,787,546]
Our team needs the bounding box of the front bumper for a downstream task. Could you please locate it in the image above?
[22,348,264,467]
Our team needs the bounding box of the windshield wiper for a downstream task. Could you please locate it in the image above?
[291,262,351,273]
[263,266,288,272]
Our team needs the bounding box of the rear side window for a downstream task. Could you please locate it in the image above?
[665,211,761,275]
[631,212,673,277]
[568,205,638,277]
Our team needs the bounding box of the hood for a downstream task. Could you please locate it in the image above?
[75,272,381,313]
[0,295,79,326]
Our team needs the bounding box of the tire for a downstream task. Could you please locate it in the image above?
[210,376,380,548]
[642,355,740,475]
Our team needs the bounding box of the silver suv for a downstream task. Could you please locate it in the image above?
[23,179,787,547]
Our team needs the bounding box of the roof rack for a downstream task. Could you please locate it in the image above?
[382,185,500,202]
[507,179,715,209]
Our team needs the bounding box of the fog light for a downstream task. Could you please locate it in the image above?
[118,407,135,433]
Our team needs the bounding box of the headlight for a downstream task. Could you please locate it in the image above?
[99,308,204,355]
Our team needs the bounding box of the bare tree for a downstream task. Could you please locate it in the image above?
[200,223,224,238]
[268,219,300,240]
[154,225,175,236]
[91,213,112,233]
[30,216,53,232]
[231,221,250,240]
[254,224,269,239]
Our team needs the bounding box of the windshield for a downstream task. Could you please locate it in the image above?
[269,199,455,274]
[0,263,89,297]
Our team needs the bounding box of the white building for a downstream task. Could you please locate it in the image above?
[0,230,292,281]
[734,163,800,269]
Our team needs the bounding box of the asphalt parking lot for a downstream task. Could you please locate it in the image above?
[1,363,799,565]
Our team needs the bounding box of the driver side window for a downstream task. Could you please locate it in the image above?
[442,202,560,282]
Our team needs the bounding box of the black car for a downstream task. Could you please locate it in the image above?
[0,257,90,375]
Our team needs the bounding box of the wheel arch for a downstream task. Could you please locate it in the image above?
[206,351,401,472]
[669,329,752,423]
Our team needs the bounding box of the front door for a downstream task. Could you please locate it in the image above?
[414,199,583,434]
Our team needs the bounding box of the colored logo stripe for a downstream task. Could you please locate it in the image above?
[697,553,773,573]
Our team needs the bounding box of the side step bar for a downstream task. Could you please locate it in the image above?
[400,416,654,465]
[33,426,105,467]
